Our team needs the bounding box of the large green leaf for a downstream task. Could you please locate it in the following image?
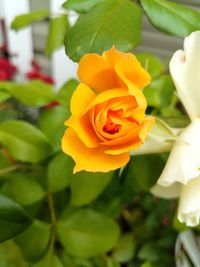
[57,209,120,257]
[39,106,67,152]
[113,234,136,263]
[1,173,46,206]
[15,220,51,262]
[136,53,164,79]
[62,0,102,13]
[144,75,175,108]
[57,79,78,108]
[0,120,52,163]
[0,194,32,241]
[48,153,74,192]
[0,150,11,170]
[141,0,200,37]
[0,81,55,107]
[11,10,50,31]
[45,16,70,57]
[65,0,142,62]
[0,107,18,125]
[70,171,114,206]
[0,241,29,267]
[32,251,63,267]
[0,91,10,104]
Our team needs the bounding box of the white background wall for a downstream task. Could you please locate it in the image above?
[0,0,78,88]
[0,0,33,77]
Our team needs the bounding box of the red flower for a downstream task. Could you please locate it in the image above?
[0,57,17,80]
[26,59,55,85]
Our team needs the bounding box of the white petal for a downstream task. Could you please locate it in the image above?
[157,119,200,186]
[151,183,180,199]
[178,176,200,226]
[170,31,200,120]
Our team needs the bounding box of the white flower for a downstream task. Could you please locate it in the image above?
[152,31,200,227]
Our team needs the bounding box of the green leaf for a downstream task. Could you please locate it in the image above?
[57,79,78,108]
[0,241,29,267]
[32,251,63,267]
[15,220,51,262]
[0,108,18,124]
[57,209,120,257]
[0,120,52,163]
[0,194,32,241]
[39,106,67,152]
[0,81,55,107]
[173,216,188,233]
[140,262,153,267]
[136,53,164,79]
[107,258,121,267]
[0,150,11,170]
[122,154,165,192]
[143,75,175,108]
[45,16,70,57]
[140,0,200,37]
[0,91,10,103]
[138,242,161,262]
[65,0,142,62]
[1,173,46,206]
[70,171,114,206]
[113,234,136,263]
[48,153,74,192]
[62,0,102,13]
[11,10,50,31]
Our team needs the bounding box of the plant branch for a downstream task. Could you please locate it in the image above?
[47,190,56,251]
[0,164,24,176]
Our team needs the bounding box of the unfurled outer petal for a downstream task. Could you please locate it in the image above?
[103,47,151,89]
[178,176,200,226]
[170,31,200,120]
[62,128,130,173]
[157,119,200,186]
[151,119,200,226]
[78,47,151,93]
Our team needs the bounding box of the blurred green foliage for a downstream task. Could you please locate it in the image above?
[0,0,199,266]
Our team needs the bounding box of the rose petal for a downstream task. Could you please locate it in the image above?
[70,83,96,116]
[115,68,147,110]
[78,47,151,93]
[103,47,151,89]
[66,114,99,148]
[78,53,118,92]
[178,176,200,226]
[91,95,140,141]
[151,183,180,199]
[62,128,130,173]
[170,31,200,120]
[105,117,154,155]
[84,88,131,113]
[139,116,155,141]
[157,119,200,187]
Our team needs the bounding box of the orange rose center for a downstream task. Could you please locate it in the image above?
[103,109,123,134]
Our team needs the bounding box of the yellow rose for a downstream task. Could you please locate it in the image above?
[62,48,154,172]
